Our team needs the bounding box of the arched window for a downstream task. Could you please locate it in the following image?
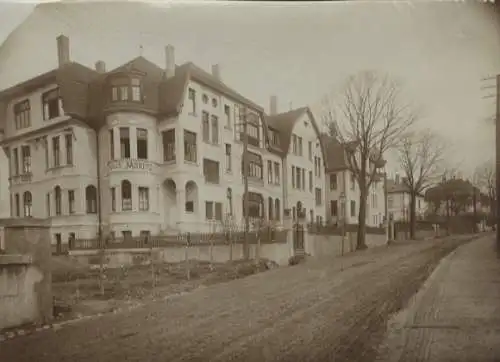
[275,199,280,221]
[54,186,62,215]
[121,180,132,211]
[23,191,32,217]
[85,185,97,214]
[268,197,273,221]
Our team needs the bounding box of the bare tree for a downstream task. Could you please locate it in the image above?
[474,159,496,219]
[397,129,447,239]
[321,71,419,249]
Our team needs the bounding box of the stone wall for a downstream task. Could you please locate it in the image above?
[305,232,387,259]
[0,218,52,330]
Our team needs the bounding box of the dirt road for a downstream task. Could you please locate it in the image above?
[0,235,480,362]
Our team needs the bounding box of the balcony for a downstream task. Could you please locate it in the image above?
[107,159,159,173]
[9,173,33,185]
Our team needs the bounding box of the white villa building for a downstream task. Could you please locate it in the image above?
[322,135,386,227]
[387,175,427,221]
[0,35,329,246]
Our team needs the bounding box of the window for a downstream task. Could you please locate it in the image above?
[14,193,20,217]
[111,187,116,212]
[242,192,263,218]
[350,172,356,190]
[14,100,31,129]
[269,129,280,147]
[54,186,62,216]
[298,137,303,156]
[110,77,142,103]
[205,201,222,220]
[185,200,194,213]
[68,190,75,214]
[188,88,196,114]
[42,88,61,120]
[85,185,97,214]
[23,191,32,217]
[131,78,141,102]
[140,230,151,240]
[202,94,209,104]
[46,193,50,217]
[243,152,263,180]
[274,162,280,184]
[292,135,297,155]
[109,129,114,160]
[43,139,50,169]
[291,166,295,188]
[119,128,130,158]
[314,157,318,176]
[211,115,219,144]
[203,159,220,184]
[309,171,313,192]
[212,98,218,108]
[267,161,273,184]
[184,130,197,162]
[202,111,210,142]
[163,129,175,162]
[308,141,312,161]
[275,198,280,221]
[138,187,149,211]
[12,148,19,176]
[350,200,356,217]
[302,170,305,191]
[318,158,322,177]
[388,196,394,209]
[224,105,231,128]
[296,167,301,189]
[225,144,232,172]
[268,197,273,220]
[315,187,322,206]
[65,133,73,165]
[215,202,222,221]
[122,231,132,241]
[21,145,31,174]
[330,174,337,190]
[331,200,338,217]
[121,180,132,211]
[136,128,148,160]
[52,136,60,167]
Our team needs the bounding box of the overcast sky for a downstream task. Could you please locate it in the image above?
[0,1,499,176]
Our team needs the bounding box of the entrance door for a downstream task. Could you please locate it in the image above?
[293,223,305,253]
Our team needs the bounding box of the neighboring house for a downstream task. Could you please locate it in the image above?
[387,174,426,221]
[0,35,328,247]
[322,135,386,227]
[265,97,327,225]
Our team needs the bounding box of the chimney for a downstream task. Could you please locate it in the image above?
[56,34,70,67]
[395,173,400,184]
[95,60,106,74]
[270,95,278,115]
[211,64,221,80]
[165,44,175,78]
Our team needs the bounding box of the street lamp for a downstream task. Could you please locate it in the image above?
[339,192,346,257]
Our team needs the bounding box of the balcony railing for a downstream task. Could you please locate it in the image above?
[9,172,33,185]
[107,159,158,172]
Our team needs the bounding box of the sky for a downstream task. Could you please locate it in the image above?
[0,1,499,177]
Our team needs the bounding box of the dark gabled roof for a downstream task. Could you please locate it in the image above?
[321,134,348,172]
[265,107,327,162]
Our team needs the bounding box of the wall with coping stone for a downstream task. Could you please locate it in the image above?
[0,218,52,330]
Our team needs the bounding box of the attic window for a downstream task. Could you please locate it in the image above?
[110,77,143,103]
[42,88,62,121]
[212,98,218,108]
[202,94,209,104]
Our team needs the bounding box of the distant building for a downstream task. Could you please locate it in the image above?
[0,35,328,247]
[387,174,427,221]
[322,135,386,227]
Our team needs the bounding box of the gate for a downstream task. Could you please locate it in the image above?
[293,223,305,252]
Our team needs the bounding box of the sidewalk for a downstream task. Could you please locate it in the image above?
[379,234,500,361]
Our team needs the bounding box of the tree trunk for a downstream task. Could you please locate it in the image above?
[409,192,417,240]
[357,184,368,250]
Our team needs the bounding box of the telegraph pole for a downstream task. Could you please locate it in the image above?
[496,75,500,254]
[242,108,250,260]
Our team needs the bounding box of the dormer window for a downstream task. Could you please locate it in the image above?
[110,76,143,103]
[42,88,62,121]
[14,99,31,130]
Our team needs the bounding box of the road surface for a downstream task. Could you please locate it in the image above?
[0,236,478,362]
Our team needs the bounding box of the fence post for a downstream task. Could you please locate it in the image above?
[185,232,191,281]
[98,236,107,296]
